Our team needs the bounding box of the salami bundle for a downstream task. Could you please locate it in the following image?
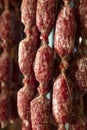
[52,0,76,129]
[17,0,40,129]
[30,0,57,130]
[0,0,86,130]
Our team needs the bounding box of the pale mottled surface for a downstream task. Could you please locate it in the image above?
[52,74,71,124]
[34,44,54,83]
[17,86,34,124]
[21,0,37,27]
[0,10,21,43]
[36,0,56,35]
[31,96,50,130]
[69,56,87,92]
[18,26,40,76]
[54,5,76,57]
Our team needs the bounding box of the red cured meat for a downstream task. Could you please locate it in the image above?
[75,0,87,38]
[21,0,37,27]
[70,94,87,130]
[17,86,34,126]
[18,36,38,76]
[0,53,11,82]
[23,71,38,90]
[52,74,72,124]
[54,5,76,57]
[36,0,56,35]
[69,56,87,92]
[37,80,52,95]
[18,26,40,76]
[34,44,54,83]
[24,26,40,47]
[30,96,50,130]
[75,57,87,92]
[0,10,21,43]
